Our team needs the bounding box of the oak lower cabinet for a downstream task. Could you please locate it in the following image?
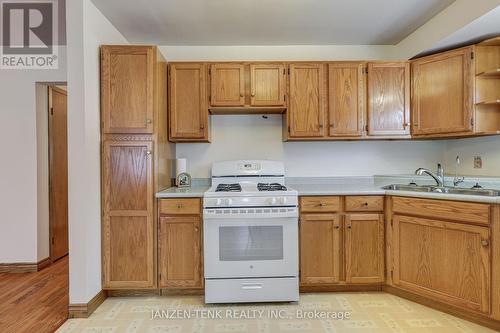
[158,198,203,290]
[300,213,341,285]
[102,140,155,288]
[345,214,384,283]
[392,214,491,313]
[168,63,209,142]
[299,196,384,288]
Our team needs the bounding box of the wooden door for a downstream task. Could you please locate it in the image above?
[158,216,203,288]
[288,63,326,138]
[328,62,364,137]
[250,64,286,106]
[169,63,208,140]
[102,140,154,288]
[48,86,68,261]
[393,215,491,313]
[411,47,474,136]
[210,64,245,106]
[101,45,154,134]
[367,62,410,136]
[345,214,384,283]
[300,214,340,285]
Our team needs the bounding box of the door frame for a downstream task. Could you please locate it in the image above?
[48,85,68,263]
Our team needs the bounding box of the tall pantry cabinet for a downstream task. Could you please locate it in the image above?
[100,45,174,289]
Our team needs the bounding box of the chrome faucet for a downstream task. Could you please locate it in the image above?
[453,156,465,187]
[415,163,445,187]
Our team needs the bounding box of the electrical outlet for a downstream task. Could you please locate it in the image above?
[474,156,483,169]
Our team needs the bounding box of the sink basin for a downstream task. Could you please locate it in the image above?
[382,184,500,197]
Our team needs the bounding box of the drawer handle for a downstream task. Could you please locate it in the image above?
[481,239,489,247]
[177,203,183,209]
[241,283,263,290]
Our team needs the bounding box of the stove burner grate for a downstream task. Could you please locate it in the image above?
[257,183,287,191]
[215,183,242,192]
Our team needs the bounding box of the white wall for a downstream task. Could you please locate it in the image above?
[176,115,445,178]
[443,136,500,177]
[0,47,67,263]
[35,84,50,261]
[66,0,128,304]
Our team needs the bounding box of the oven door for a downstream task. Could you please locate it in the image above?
[203,208,298,279]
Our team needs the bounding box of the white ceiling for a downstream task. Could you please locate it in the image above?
[91,0,455,45]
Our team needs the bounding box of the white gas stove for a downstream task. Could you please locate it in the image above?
[203,160,299,304]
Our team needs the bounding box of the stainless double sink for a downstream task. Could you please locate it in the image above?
[383,184,500,197]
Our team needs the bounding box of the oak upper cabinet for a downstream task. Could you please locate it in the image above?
[367,62,410,136]
[328,62,365,137]
[158,216,203,289]
[210,64,245,106]
[411,47,474,136]
[102,140,154,289]
[168,63,209,142]
[300,213,341,285]
[393,214,491,313]
[288,63,326,138]
[345,214,384,283]
[250,64,286,106]
[101,45,155,134]
[158,198,203,289]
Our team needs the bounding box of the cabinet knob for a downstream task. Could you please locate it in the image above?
[363,202,369,206]
[319,203,325,207]
[347,225,352,229]
[146,151,152,156]
[330,124,335,128]
[146,118,152,124]
[251,93,255,97]
[200,124,205,130]
[481,239,489,247]
[319,124,323,129]
[240,93,244,97]
[334,225,340,229]
[177,203,183,209]
[403,122,411,128]
[194,226,199,232]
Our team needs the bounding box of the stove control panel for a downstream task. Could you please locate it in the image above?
[204,195,297,208]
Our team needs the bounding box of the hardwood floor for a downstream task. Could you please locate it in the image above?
[0,256,68,333]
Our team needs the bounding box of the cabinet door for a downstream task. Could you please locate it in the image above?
[101,46,155,134]
[250,64,286,106]
[345,214,384,283]
[367,62,410,136]
[300,214,340,285]
[102,140,154,288]
[328,62,364,137]
[169,63,208,140]
[411,47,474,136]
[210,64,245,106]
[393,215,490,313]
[288,64,326,138]
[158,216,203,289]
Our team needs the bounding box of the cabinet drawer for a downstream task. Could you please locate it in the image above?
[159,198,201,215]
[345,196,384,212]
[392,197,490,225]
[300,196,340,213]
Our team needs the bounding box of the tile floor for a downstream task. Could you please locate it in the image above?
[57,292,496,333]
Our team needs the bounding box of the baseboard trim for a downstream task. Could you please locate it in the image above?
[68,290,107,318]
[106,289,161,297]
[384,285,500,331]
[0,257,51,273]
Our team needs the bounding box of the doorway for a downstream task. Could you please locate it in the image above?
[48,86,69,261]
